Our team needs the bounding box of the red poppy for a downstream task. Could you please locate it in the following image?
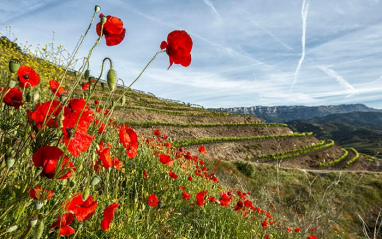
[17,65,40,88]
[148,194,159,207]
[32,146,75,180]
[262,219,268,228]
[286,227,292,233]
[307,236,317,239]
[95,119,106,134]
[160,30,193,69]
[95,100,100,104]
[118,125,138,158]
[295,227,301,233]
[219,191,232,207]
[188,176,193,181]
[96,141,112,168]
[63,129,94,157]
[196,190,208,207]
[159,154,174,167]
[1,87,23,109]
[144,170,148,179]
[153,129,161,136]
[264,235,269,239]
[112,157,123,170]
[50,213,75,236]
[244,200,256,210]
[63,98,94,132]
[66,194,97,222]
[198,145,207,155]
[168,170,178,179]
[182,192,191,201]
[100,203,119,231]
[49,80,67,98]
[209,196,216,202]
[233,200,244,212]
[30,100,63,129]
[96,13,126,46]
[29,186,54,200]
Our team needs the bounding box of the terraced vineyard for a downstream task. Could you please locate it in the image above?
[89,84,381,172]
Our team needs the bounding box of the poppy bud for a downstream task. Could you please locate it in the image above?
[84,69,90,82]
[92,151,96,161]
[29,218,38,227]
[74,71,79,77]
[34,201,44,210]
[121,95,126,105]
[35,221,44,239]
[5,158,15,168]
[101,82,105,91]
[25,147,30,156]
[9,59,20,73]
[95,5,101,13]
[83,188,90,200]
[35,167,43,177]
[6,225,18,233]
[78,223,83,230]
[60,92,68,103]
[8,80,16,88]
[33,91,40,102]
[69,180,75,187]
[26,90,32,102]
[91,175,101,186]
[107,68,117,90]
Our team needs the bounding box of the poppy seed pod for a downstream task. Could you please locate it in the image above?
[83,188,90,200]
[95,5,101,13]
[101,15,107,25]
[121,95,126,105]
[8,80,16,88]
[33,91,40,102]
[35,167,43,178]
[29,218,38,227]
[107,68,116,90]
[91,175,101,186]
[5,158,15,168]
[34,201,44,210]
[26,90,32,102]
[9,59,20,73]
[35,221,44,239]
[60,92,68,103]
[6,225,18,233]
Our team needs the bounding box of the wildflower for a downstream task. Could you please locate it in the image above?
[148,194,159,207]
[30,100,63,129]
[100,203,119,231]
[50,213,75,236]
[159,154,174,167]
[168,170,178,179]
[198,145,207,154]
[95,100,100,104]
[29,186,54,200]
[66,194,97,222]
[32,146,75,180]
[1,87,23,109]
[266,212,273,219]
[118,124,138,158]
[307,236,317,239]
[295,227,301,233]
[219,191,232,207]
[209,196,216,202]
[17,65,40,88]
[286,227,292,233]
[264,235,269,239]
[49,80,67,98]
[196,190,208,206]
[112,157,123,170]
[96,141,112,168]
[182,192,191,201]
[95,119,106,134]
[160,30,193,69]
[262,219,268,228]
[153,129,161,136]
[144,170,148,179]
[96,13,126,46]
[233,200,244,211]
[188,176,193,181]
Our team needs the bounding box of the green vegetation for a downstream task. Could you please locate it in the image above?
[126,121,287,128]
[345,148,360,167]
[319,148,348,167]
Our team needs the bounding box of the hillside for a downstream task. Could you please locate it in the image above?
[287,111,382,159]
[212,104,381,123]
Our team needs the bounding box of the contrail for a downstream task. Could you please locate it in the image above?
[318,66,358,94]
[202,0,222,21]
[290,0,310,94]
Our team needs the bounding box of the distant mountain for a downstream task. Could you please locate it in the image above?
[212,104,381,123]
[287,111,382,158]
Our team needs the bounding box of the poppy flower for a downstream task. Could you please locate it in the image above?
[143,170,148,179]
[262,219,268,228]
[118,124,138,158]
[307,236,317,239]
[264,235,269,239]
[17,65,40,88]
[159,154,174,167]
[30,100,63,129]
[148,194,159,207]
[196,190,208,207]
[286,227,293,233]
[66,194,97,222]
[32,146,75,180]
[63,129,94,157]
[295,227,301,233]
[160,30,193,69]
[188,176,193,181]
[96,142,112,168]
[168,170,178,179]
[1,87,23,109]
[50,213,75,236]
[100,203,119,231]
[153,129,161,136]
[198,145,207,155]
[233,200,244,211]
[29,186,54,200]
[63,98,94,132]
[219,191,233,207]
[112,157,123,170]
[49,80,67,98]
[209,196,216,202]
[182,192,191,201]
[95,100,100,104]
[95,119,106,134]
[96,13,126,46]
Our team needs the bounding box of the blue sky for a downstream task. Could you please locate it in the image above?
[1,0,382,109]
